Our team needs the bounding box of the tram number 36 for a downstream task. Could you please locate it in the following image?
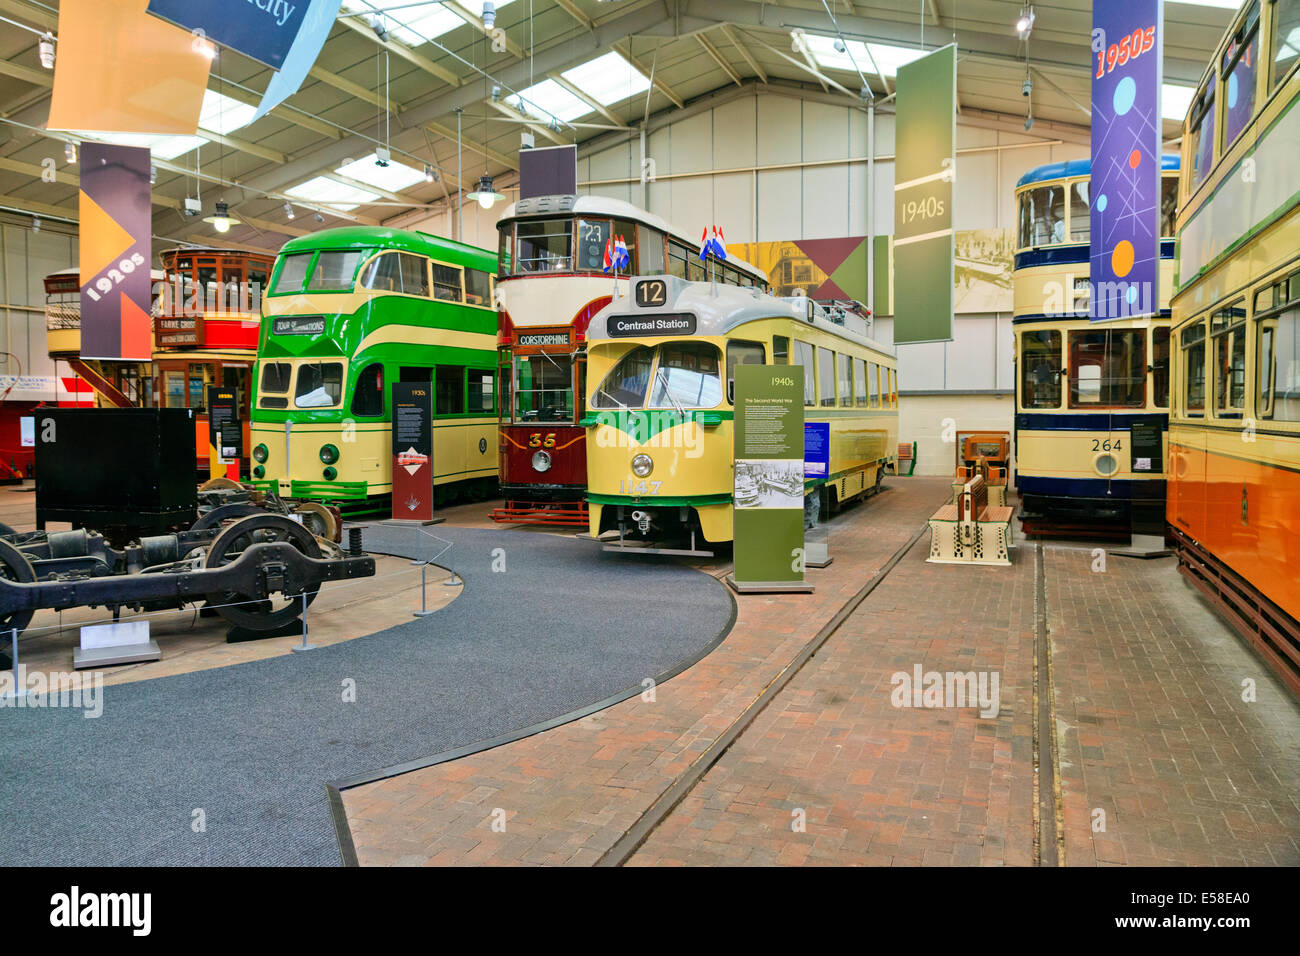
[618,480,662,496]
[1090,438,1123,452]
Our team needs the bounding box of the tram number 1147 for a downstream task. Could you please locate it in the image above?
[619,479,662,496]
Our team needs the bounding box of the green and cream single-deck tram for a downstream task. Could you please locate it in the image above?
[583,276,898,548]
[249,227,498,510]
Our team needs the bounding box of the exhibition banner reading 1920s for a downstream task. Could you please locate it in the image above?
[78,143,153,362]
[1090,0,1164,320]
[893,43,957,345]
[730,364,812,594]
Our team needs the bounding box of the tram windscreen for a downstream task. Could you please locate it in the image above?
[1068,330,1146,407]
[1020,331,1062,408]
[650,343,721,409]
[592,346,654,409]
[295,362,343,408]
[271,253,312,295]
[308,252,365,291]
[514,353,574,422]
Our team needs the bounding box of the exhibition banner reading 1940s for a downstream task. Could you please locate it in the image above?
[729,364,812,594]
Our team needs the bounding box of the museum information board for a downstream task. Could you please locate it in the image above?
[391,382,434,521]
[730,365,811,593]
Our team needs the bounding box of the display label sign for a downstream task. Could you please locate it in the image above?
[392,382,434,521]
[207,386,238,465]
[1129,417,1164,473]
[893,44,956,345]
[804,421,830,478]
[79,143,153,362]
[1090,0,1164,320]
[731,364,809,592]
[607,314,697,337]
[272,316,326,336]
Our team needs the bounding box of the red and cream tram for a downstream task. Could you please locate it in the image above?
[490,195,769,524]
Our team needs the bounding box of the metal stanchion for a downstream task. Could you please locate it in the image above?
[291,592,318,652]
[443,568,459,587]
[4,628,25,700]
[413,561,435,617]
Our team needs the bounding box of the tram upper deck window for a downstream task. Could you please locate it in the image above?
[638,225,665,275]
[817,349,836,407]
[1212,302,1247,416]
[1068,329,1146,407]
[466,269,492,306]
[361,252,429,297]
[1188,75,1216,191]
[271,253,312,295]
[1018,184,1066,248]
[854,358,867,407]
[650,343,722,409]
[432,263,463,302]
[295,362,343,408]
[576,219,611,271]
[515,353,574,422]
[668,241,690,279]
[1182,323,1207,415]
[1221,4,1260,150]
[1069,181,1089,243]
[1160,176,1178,238]
[247,266,267,312]
[1272,0,1300,89]
[1153,327,1171,408]
[592,346,654,409]
[497,224,514,277]
[308,251,365,291]
[516,219,572,273]
[1020,330,1062,408]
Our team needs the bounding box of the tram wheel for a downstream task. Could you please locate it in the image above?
[198,476,243,492]
[0,537,37,636]
[291,501,339,541]
[205,514,323,632]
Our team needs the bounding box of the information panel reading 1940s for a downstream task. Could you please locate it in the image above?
[729,364,812,594]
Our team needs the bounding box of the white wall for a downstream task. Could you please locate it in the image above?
[0,221,76,379]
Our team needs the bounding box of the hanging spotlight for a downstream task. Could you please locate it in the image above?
[1016,6,1035,39]
[31,217,40,233]
[284,202,296,220]
[424,164,437,183]
[481,1,496,28]
[38,33,55,69]
[64,142,76,164]
[375,147,391,168]
[467,173,505,210]
[491,85,503,102]
[203,200,240,234]
[547,116,561,133]
[314,211,325,223]
[150,165,158,185]
[370,15,389,42]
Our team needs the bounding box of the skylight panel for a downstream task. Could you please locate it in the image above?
[803,34,928,79]
[1162,84,1196,121]
[1167,0,1245,8]
[286,175,381,211]
[343,0,515,46]
[197,90,258,136]
[508,78,591,124]
[84,132,208,160]
[561,51,650,107]
[336,153,426,192]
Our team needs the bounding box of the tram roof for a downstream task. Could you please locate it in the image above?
[276,226,495,269]
[588,275,893,356]
[497,194,766,280]
[1016,154,1180,188]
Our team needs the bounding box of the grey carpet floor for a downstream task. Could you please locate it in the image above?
[0,525,733,866]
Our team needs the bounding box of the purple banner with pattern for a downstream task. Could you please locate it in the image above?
[1090,0,1164,321]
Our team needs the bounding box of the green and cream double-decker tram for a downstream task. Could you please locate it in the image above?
[249,227,498,511]
[583,276,898,551]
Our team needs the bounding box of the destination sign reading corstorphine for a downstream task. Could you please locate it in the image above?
[607,314,697,337]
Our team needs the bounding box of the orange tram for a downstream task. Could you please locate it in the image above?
[1167,0,1300,695]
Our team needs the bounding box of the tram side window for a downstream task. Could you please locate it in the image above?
[1160,177,1178,238]
[613,220,639,273]
[1069,330,1145,407]
[868,362,880,408]
[1153,328,1171,408]
[687,253,706,282]
[638,225,665,275]
[773,336,790,365]
[516,219,572,273]
[668,241,691,280]
[308,252,365,291]
[432,264,463,302]
[247,268,267,312]
[854,358,867,407]
[1212,305,1247,416]
[837,354,852,407]
[468,370,495,415]
[361,252,430,297]
[1183,324,1207,415]
[436,365,465,415]
[1273,0,1300,89]
[350,363,384,417]
[726,341,766,404]
[466,269,492,306]
[1260,309,1300,421]
[271,252,312,295]
[295,363,343,408]
[1069,181,1089,243]
[652,343,722,409]
[576,219,611,271]
[1189,76,1217,191]
[497,224,513,277]
[1222,4,1260,150]
[1018,185,1066,247]
[794,341,816,406]
[1020,330,1062,409]
[818,349,836,407]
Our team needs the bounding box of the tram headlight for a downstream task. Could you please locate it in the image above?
[323,466,338,481]
[631,453,654,477]
[319,443,340,465]
[253,443,268,463]
[531,450,552,473]
[252,465,265,479]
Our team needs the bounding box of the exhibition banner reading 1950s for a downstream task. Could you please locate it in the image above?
[1090,0,1164,320]
[893,43,957,344]
[731,364,810,592]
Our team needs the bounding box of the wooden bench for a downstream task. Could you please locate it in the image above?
[895,441,916,476]
[928,473,1013,566]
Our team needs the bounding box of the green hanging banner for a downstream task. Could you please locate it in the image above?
[893,43,956,344]
[728,364,813,594]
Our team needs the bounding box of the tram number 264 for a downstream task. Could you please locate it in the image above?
[1090,438,1122,452]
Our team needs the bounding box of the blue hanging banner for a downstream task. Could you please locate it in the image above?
[146,0,310,70]
[253,0,345,120]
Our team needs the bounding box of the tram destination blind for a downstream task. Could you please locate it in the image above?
[391,382,434,521]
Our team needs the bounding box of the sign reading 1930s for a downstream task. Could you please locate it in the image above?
[391,382,434,522]
[893,43,956,345]
[728,364,812,594]
[1090,0,1164,320]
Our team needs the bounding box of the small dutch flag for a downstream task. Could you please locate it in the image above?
[602,236,614,273]
[614,234,630,271]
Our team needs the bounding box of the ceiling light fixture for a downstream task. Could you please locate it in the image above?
[31,217,40,233]
[284,202,296,220]
[204,200,240,234]
[424,163,436,182]
[1017,5,1035,39]
[64,142,76,164]
[370,14,389,42]
[38,33,54,69]
[375,146,391,168]
[314,211,325,223]
[467,173,504,210]
[482,1,496,28]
